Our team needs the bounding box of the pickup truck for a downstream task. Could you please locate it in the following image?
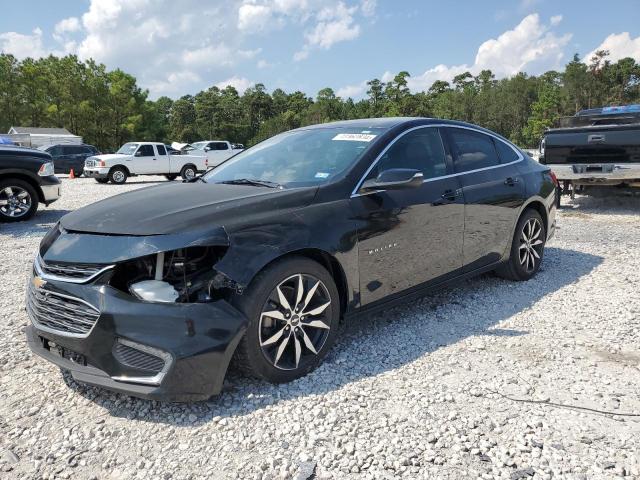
[185,140,243,167]
[540,105,640,203]
[83,142,207,184]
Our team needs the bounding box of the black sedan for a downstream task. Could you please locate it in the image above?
[26,118,556,401]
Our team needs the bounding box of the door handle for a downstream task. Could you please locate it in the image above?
[433,189,459,206]
[153,158,157,161]
[504,177,519,186]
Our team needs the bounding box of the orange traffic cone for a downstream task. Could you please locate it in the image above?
[69,168,75,179]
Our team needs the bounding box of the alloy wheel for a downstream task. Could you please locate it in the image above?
[184,168,195,180]
[259,273,332,371]
[112,171,125,183]
[0,186,32,218]
[519,218,543,272]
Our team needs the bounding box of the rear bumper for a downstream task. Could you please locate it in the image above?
[549,163,640,184]
[25,277,248,402]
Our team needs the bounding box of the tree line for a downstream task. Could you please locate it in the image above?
[1,51,639,151]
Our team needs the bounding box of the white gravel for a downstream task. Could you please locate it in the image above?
[1,176,639,480]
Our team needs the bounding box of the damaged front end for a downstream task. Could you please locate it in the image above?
[26,223,249,401]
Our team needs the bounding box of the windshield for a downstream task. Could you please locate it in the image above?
[116,143,139,155]
[191,141,208,151]
[203,127,384,188]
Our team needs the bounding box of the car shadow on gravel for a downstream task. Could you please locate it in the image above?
[62,246,603,424]
[562,188,640,215]
[1,209,71,237]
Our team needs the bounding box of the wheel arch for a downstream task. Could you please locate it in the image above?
[0,172,45,203]
[240,248,349,318]
[520,198,548,233]
[109,164,130,176]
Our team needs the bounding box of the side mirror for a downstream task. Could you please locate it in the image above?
[134,150,142,157]
[360,168,423,192]
[204,146,211,152]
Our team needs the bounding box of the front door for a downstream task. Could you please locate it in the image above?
[351,127,465,306]
[443,127,527,270]
[154,144,171,172]
[133,144,157,173]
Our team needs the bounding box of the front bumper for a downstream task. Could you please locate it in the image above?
[39,176,61,205]
[83,167,109,179]
[549,163,640,184]
[25,276,248,402]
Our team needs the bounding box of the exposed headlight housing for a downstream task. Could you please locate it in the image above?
[38,162,55,177]
[130,280,179,303]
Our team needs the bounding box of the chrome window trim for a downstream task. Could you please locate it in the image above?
[26,278,101,339]
[35,254,114,284]
[111,338,174,386]
[350,124,524,197]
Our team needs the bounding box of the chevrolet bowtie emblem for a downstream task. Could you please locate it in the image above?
[32,276,47,289]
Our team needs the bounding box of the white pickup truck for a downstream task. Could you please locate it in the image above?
[83,142,207,184]
[183,140,243,167]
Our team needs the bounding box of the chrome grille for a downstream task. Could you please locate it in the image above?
[85,159,96,167]
[36,255,113,283]
[26,281,100,336]
[113,342,165,374]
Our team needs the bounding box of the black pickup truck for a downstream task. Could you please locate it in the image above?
[539,105,640,202]
[0,146,61,222]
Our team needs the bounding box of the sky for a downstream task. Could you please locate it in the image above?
[1,0,639,100]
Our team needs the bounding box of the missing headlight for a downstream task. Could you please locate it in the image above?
[110,246,229,303]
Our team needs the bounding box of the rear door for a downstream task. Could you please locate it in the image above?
[443,127,526,270]
[154,144,171,172]
[48,146,64,173]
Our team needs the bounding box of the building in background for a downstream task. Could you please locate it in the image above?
[4,127,82,148]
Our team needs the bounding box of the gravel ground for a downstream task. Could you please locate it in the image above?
[1,176,639,480]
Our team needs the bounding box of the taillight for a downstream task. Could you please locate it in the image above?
[549,170,559,187]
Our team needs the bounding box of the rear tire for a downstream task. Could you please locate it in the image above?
[232,257,340,384]
[108,167,128,184]
[0,179,38,222]
[496,209,546,281]
[165,174,178,181]
[180,164,197,181]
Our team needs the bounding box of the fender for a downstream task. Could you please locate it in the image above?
[214,198,361,310]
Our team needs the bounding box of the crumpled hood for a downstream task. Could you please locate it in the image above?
[60,181,318,236]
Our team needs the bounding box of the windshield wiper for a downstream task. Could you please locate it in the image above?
[216,178,283,189]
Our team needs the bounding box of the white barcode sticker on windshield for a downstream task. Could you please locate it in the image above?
[332,133,377,142]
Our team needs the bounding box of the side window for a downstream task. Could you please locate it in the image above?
[494,139,520,164]
[156,144,167,155]
[368,128,448,180]
[137,145,155,156]
[216,142,229,151]
[61,146,74,155]
[48,146,62,156]
[447,128,500,173]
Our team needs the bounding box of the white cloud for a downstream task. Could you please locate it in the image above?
[0,28,48,59]
[305,3,360,49]
[360,0,376,17]
[409,14,572,91]
[336,81,367,98]
[215,76,254,93]
[54,17,81,36]
[238,4,275,32]
[257,59,273,68]
[585,32,640,64]
[550,15,563,26]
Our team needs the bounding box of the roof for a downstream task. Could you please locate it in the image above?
[9,126,75,135]
[0,145,51,159]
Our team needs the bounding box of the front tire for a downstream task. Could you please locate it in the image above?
[95,178,109,184]
[232,257,340,384]
[496,209,546,281]
[108,167,128,184]
[0,179,38,222]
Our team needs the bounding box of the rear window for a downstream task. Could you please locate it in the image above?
[494,139,520,164]
[447,128,500,173]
